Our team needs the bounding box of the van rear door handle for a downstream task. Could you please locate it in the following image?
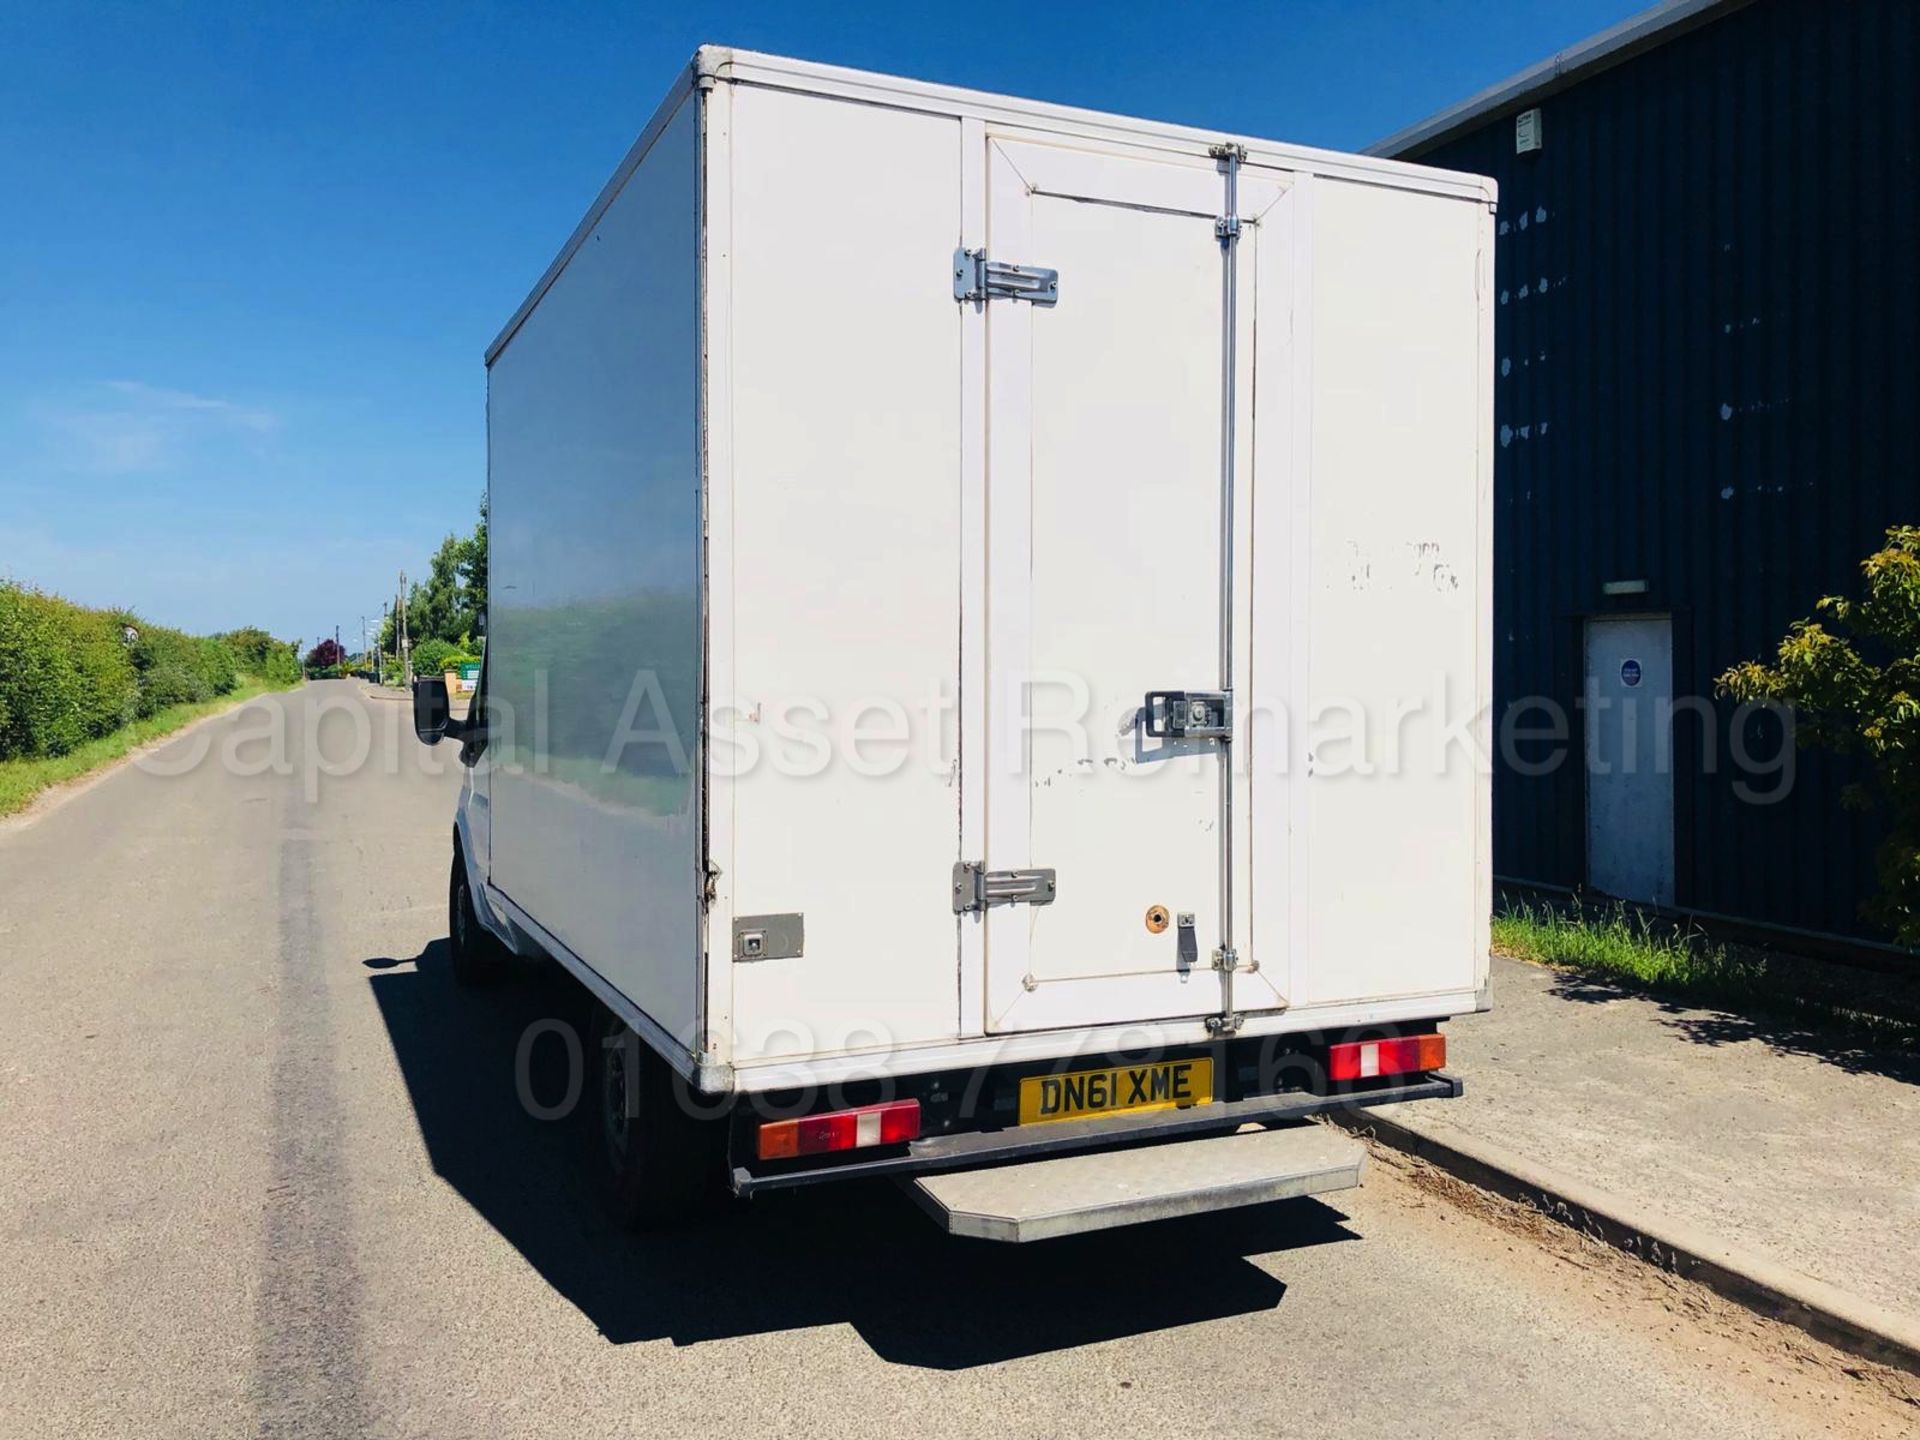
[1143,690,1231,740]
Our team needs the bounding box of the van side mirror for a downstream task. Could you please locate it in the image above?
[413,676,452,745]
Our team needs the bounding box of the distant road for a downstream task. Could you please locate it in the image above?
[0,683,1908,1438]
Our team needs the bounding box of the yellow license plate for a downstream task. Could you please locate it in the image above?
[1018,1058,1213,1125]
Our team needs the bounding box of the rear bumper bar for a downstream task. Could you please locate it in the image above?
[911,1122,1368,1242]
[731,1070,1460,1197]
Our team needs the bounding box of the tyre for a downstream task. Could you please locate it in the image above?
[592,1004,722,1230]
[447,851,500,987]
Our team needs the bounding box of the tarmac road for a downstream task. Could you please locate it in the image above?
[0,683,1912,1438]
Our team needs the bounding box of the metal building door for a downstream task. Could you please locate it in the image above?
[1584,616,1675,906]
[967,136,1284,1035]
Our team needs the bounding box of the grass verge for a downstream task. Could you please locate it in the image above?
[0,678,292,818]
[1494,902,1760,997]
[1493,899,1920,1051]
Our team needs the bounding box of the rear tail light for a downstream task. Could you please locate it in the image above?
[1327,1033,1446,1083]
[756,1099,921,1161]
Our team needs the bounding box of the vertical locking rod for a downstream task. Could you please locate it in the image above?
[1209,142,1246,1036]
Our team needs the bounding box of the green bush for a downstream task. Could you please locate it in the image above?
[410,637,457,677]
[67,604,141,737]
[199,636,238,694]
[217,626,293,677]
[1722,525,1920,940]
[128,629,236,717]
[262,646,300,686]
[410,639,479,678]
[0,585,142,754]
[215,627,299,686]
[0,580,281,762]
[0,584,90,757]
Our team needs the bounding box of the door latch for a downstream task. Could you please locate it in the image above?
[1144,690,1232,740]
[733,913,803,962]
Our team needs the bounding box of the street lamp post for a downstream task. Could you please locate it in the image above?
[398,572,411,686]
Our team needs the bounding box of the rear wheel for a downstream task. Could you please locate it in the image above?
[447,852,500,987]
[592,1005,722,1229]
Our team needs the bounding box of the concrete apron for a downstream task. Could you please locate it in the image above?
[1329,1107,1920,1379]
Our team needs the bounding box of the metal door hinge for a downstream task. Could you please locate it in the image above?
[1209,142,1246,248]
[953,248,1059,305]
[953,862,1057,914]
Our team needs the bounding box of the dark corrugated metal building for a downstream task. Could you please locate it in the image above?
[1375,0,1918,944]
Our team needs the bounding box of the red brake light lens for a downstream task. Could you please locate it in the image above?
[1327,1033,1446,1083]
[756,1099,921,1161]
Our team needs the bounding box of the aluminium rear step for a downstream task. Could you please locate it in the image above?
[909,1123,1366,1242]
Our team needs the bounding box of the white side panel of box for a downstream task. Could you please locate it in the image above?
[1289,178,1491,1009]
[709,84,966,1064]
[486,94,703,1055]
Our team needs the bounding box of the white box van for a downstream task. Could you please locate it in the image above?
[414,47,1495,1240]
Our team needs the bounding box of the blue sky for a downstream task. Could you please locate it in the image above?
[0,0,1642,647]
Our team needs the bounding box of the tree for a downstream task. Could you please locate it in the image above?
[409,532,469,645]
[305,638,347,670]
[394,493,488,649]
[1719,525,1920,941]
[461,496,488,629]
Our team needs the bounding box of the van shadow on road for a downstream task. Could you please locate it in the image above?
[366,943,1359,1369]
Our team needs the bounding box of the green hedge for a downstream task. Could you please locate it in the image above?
[262,647,300,686]
[0,586,135,757]
[409,637,480,678]
[128,629,238,716]
[0,582,297,762]
[217,626,298,683]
